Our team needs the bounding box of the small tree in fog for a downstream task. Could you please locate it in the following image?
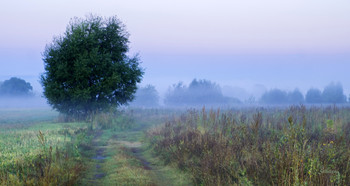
[0,77,33,96]
[305,88,322,103]
[164,79,231,106]
[322,82,346,103]
[287,89,304,103]
[164,82,187,106]
[131,85,159,107]
[41,15,143,119]
[260,89,288,104]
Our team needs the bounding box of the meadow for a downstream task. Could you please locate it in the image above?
[147,105,350,185]
[1,106,350,185]
[0,108,190,186]
[0,109,90,185]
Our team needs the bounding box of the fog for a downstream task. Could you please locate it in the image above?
[0,96,49,109]
[1,0,350,108]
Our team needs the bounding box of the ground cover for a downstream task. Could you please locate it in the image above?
[148,106,350,185]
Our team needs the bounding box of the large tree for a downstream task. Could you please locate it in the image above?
[41,15,143,119]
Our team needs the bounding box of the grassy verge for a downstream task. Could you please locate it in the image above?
[0,109,91,185]
[148,106,350,185]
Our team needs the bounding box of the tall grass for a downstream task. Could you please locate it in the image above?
[0,111,90,185]
[148,105,350,185]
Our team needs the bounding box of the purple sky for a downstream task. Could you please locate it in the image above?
[0,0,349,99]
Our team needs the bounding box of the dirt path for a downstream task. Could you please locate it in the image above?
[83,125,192,186]
[84,130,108,185]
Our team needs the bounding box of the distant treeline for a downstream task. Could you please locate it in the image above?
[131,80,349,107]
[164,79,240,106]
[1,76,348,106]
[261,82,347,104]
[131,79,241,107]
[0,77,33,97]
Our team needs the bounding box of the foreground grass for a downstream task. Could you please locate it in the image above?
[0,108,190,185]
[148,106,350,185]
[7,106,347,185]
[0,109,90,185]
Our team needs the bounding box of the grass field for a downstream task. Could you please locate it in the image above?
[0,109,90,185]
[0,108,191,186]
[148,105,350,185]
[1,106,350,185]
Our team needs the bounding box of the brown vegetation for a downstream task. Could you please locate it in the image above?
[148,105,350,185]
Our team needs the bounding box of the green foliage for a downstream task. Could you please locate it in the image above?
[0,77,33,97]
[41,15,143,119]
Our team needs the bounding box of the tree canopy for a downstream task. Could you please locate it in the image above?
[41,15,143,118]
[0,77,33,96]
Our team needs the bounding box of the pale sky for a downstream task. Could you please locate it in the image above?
[0,0,349,98]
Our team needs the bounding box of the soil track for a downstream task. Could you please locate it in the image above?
[85,124,191,186]
[89,130,108,184]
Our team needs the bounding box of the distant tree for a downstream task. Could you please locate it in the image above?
[0,77,33,96]
[164,82,187,106]
[305,88,322,103]
[260,89,288,104]
[41,15,143,119]
[131,85,159,107]
[186,79,226,105]
[287,89,304,103]
[321,82,346,103]
[164,79,234,106]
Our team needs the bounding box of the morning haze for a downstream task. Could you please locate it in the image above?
[0,0,349,104]
[2,1,350,185]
